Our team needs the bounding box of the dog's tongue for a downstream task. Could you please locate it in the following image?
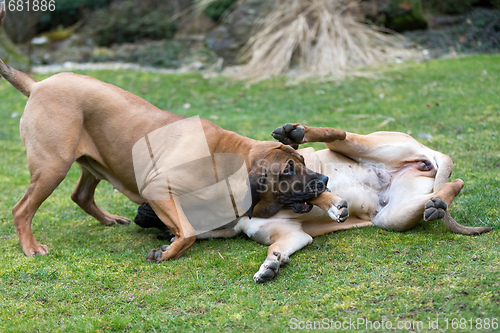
[292,202,313,214]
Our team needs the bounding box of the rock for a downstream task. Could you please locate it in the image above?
[205,0,275,64]
[177,13,216,35]
[205,26,239,64]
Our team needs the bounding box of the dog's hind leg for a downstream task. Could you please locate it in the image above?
[373,183,464,233]
[424,179,464,222]
[424,179,492,235]
[373,196,431,232]
[372,168,436,231]
[373,174,491,234]
[13,158,73,256]
[424,153,491,234]
[71,165,130,226]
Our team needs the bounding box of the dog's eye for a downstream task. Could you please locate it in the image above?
[283,160,294,176]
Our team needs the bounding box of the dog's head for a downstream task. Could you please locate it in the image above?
[246,142,328,218]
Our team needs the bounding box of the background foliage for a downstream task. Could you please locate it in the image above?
[201,0,238,21]
[423,0,498,14]
[89,0,180,46]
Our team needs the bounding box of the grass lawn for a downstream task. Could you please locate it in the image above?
[0,54,499,332]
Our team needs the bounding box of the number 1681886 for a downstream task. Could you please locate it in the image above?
[8,0,56,12]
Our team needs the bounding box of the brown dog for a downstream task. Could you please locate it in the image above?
[236,124,493,281]
[0,58,342,260]
[136,124,492,282]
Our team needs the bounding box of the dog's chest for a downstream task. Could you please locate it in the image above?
[316,149,383,219]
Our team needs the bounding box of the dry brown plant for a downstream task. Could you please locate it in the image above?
[236,0,408,81]
[182,0,414,81]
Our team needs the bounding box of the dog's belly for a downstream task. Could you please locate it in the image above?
[315,149,384,220]
[77,156,144,204]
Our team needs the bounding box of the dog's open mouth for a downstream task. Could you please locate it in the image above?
[291,201,314,214]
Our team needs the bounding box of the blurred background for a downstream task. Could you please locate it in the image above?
[0,0,499,80]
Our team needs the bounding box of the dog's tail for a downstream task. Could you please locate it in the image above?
[0,59,37,97]
[433,153,493,235]
[0,0,37,97]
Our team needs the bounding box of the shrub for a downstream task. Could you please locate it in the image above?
[422,0,479,14]
[37,0,111,33]
[385,0,428,32]
[89,0,189,46]
[405,8,500,54]
[201,0,238,21]
[114,41,183,68]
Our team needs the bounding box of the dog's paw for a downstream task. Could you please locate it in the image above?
[424,197,448,221]
[146,244,170,262]
[113,215,131,225]
[23,243,50,257]
[253,258,280,283]
[253,251,286,283]
[102,214,131,226]
[272,123,305,146]
[327,200,349,222]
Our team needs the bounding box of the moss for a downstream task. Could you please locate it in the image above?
[386,0,428,32]
[387,13,429,31]
[203,0,238,22]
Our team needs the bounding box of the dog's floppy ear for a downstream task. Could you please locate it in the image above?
[245,167,268,219]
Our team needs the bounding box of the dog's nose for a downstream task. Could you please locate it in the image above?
[318,174,329,187]
[307,175,329,194]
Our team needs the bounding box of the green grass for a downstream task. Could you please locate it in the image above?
[0,55,499,332]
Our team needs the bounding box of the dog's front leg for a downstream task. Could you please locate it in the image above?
[308,191,349,223]
[146,199,196,261]
[254,230,313,283]
[272,123,346,147]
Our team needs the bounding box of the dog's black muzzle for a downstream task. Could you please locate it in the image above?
[285,174,329,214]
[306,174,329,196]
